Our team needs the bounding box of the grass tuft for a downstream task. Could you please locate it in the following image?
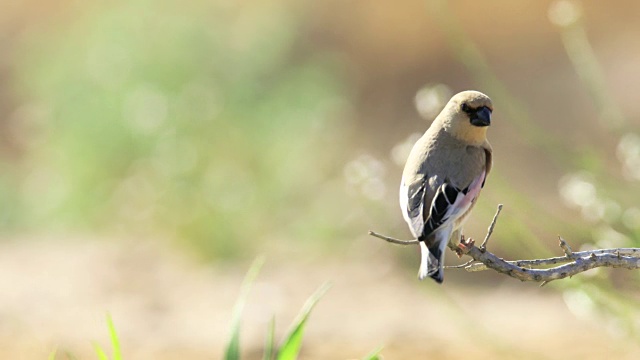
[224,256,266,360]
[275,282,331,360]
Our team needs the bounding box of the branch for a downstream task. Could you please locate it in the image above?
[479,203,502,250]
[369,204,640,283]
[368,231,417,245]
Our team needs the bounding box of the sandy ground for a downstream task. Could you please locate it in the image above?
[0,236,638,360]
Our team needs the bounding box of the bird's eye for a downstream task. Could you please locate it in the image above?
[461,103,472,113]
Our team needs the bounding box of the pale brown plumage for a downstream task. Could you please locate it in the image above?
[399,90,493,283]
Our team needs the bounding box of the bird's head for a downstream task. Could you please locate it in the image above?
[439,90,493,145]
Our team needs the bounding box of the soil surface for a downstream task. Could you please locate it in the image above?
[1,237,637,359]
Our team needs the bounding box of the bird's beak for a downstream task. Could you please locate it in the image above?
[470,106,491,127]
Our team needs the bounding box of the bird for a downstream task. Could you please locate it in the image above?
[399,90,493,283]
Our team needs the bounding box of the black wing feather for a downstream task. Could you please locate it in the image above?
[406,179,426,219]
[421,183,462,239]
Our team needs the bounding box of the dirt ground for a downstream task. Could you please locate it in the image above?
[0,236,638,360]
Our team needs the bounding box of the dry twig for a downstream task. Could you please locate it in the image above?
[369,204,640,283]
[479,204,502,251]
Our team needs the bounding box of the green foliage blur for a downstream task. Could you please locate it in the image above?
[11,0,353,259]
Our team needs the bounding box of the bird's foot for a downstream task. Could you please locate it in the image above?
[455,237,475,257]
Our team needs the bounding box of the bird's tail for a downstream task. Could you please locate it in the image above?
[418,240,445,283]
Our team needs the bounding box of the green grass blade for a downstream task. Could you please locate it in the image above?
[263,316,276,360]
[276,282,331,360]
[48,347,57,360]
[225,256,266,360]
[63,351,79,360]
[362,346,384,360]
[93,343,109,360]
[106,314,122,360]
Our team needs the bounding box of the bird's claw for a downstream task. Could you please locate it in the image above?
[455,237,475,257]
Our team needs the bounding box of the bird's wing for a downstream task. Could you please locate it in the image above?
[482,142,493,179]
[422,169,486,239]
[399,174,428,238]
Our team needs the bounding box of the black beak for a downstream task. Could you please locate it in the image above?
[470,106,491,127]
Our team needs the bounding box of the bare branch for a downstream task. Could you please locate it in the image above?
[444,258,476,269]
[480,204,503,251]
[468,247,640,272]
[368,205,640,283]
[462,246,640,282]
[368,231,417,245]
[558,236,573,256]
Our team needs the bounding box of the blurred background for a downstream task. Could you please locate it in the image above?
[1,0,640,358]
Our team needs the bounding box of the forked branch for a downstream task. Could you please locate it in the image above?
[369,205,640,283]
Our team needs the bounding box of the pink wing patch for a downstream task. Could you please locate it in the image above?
[457,170,486,210]
[420,170,487,238]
